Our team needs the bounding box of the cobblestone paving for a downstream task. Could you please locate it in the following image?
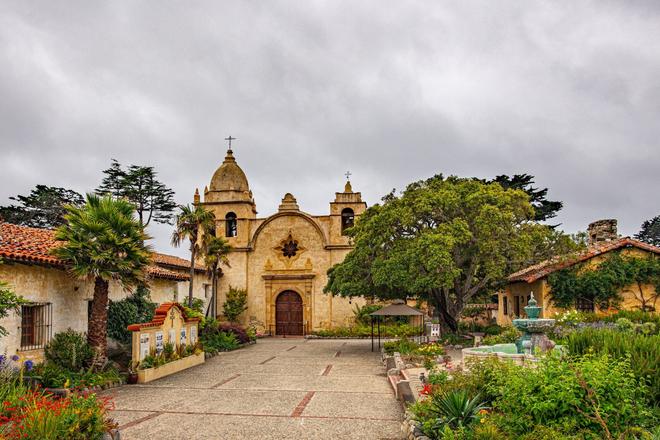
[104,338,404,439]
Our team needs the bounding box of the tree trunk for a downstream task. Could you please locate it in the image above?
[431,288,459,332]
[89,277,109,371]
[188,246,196,307]
[211,271,218,318]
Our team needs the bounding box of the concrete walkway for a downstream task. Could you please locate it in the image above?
[104,338,404,439]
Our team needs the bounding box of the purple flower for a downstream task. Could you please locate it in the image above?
[10,355,19,362]
[24,360,34,372]
[0,355,5,366]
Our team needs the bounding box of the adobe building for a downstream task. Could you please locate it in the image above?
[195,147,367,335]
[0,222,209,360]
[497,219,660,325]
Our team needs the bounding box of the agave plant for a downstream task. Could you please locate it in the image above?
[429,390,488,429]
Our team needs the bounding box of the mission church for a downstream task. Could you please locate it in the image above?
[195,145,368,335]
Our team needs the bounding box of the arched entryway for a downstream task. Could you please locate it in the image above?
[275,290,303,336]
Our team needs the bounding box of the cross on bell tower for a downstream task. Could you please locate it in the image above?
[345,171,352,181]
[225,135,237,152]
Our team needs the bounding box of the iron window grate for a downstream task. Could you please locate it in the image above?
[19,302,52,351]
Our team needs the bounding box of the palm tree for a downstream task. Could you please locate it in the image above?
[203,236,232,318]
[52,194,151,369]
[171,204,215,307]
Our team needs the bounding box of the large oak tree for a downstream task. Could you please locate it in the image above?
[325,175,580,331]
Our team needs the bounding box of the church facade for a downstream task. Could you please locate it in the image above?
[194,148,367,335]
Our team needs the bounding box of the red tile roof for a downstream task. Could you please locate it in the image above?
[152,252,205,272]
[126,302,200,332]
[508,237,660,284]
[0,222,190,281]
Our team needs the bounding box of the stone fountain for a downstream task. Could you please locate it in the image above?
[512,292,556,354]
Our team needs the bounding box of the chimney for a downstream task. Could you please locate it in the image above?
[587,219,618,245]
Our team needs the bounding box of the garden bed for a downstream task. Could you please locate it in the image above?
[138,352,205,383]
[204,340,256,359]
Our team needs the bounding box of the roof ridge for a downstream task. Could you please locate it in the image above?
[508,236,660,283]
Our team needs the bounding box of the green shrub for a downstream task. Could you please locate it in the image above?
[0,379,114,439]
[107,286,156,345]
[615,317,635,332]
[222,286,248,322]
[428,390,487,429]
[352,303,383,325]
[383,337,419,355]
[26,362,123,389]
[602,310,660,328]
[481,326,520,346]
[311,323,419,338]
[493,353,655,438]
[203,331,239,354]
[44,329,93,371]
[565,327,660,404]
[189,297,205,314]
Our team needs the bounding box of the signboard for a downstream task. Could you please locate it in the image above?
[139,333,150,360]
[169,329,176,345]
[190,326,197,344]
[155,331,164,354]
[431,324,441,337]
[180,328,187,346]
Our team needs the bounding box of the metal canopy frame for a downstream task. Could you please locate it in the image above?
[369,301,424,352]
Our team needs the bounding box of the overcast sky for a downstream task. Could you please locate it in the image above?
[1,1,659,257]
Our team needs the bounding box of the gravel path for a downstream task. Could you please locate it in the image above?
[103,338,404,439]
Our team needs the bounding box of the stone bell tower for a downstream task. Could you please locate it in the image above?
[196,147,256,249]
[329,175,366,244]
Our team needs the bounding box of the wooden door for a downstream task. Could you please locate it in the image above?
[275,291,303,336]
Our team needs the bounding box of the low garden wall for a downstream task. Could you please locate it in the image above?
[127,302,204,383]
[138,352,205,383]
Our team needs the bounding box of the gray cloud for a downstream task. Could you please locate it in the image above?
[1,1,659,256]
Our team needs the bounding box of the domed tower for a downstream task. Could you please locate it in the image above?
[197,147,256,247]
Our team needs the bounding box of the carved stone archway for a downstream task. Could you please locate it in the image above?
[263,274,314,335]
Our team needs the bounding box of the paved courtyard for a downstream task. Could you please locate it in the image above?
[104,338,404,439]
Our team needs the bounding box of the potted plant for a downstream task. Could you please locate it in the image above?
[127,361,139,384]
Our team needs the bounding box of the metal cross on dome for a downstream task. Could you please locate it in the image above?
[345,171,352,181]
[225,135,237,150]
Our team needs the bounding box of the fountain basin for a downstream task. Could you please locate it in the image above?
[462,343,564,366]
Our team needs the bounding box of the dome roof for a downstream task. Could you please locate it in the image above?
[209,149,250,192]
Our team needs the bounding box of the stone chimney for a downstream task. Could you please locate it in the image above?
[587,219,618,245]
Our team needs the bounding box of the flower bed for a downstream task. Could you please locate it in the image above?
[407,353,658,439]
[310,323,420,339]
[0,361,117,440]
[137,352,205,383]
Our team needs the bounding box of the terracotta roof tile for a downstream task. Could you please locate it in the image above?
[152,252,205,272]
[126,302,200,332]
[508,237,660,284]
[0,222,190,281]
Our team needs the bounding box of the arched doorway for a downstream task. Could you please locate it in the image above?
[275,290,303,336]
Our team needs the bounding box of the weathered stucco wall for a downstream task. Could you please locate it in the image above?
[497,247,659,325]
[0,261,208,360]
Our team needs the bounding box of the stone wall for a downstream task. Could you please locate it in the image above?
[215,212,366,332]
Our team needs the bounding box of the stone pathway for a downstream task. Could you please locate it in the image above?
[103,338,404,439]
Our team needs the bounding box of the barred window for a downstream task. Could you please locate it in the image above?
[576,297,595,313]
[19,303,52,350]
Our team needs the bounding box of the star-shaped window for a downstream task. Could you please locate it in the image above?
[282,239,298,258]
